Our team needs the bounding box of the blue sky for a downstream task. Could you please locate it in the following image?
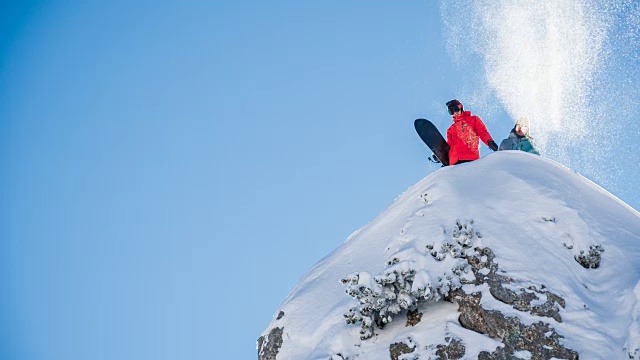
[2,1,638,359]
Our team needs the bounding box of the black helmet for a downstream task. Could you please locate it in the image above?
[446,99,463,115]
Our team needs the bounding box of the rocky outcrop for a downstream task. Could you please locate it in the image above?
[405,309,423,327]
[465,247,565,322]
[388,246,578,360]
[257,325,284,360]
[450,247,578,359]
[435,337,466,359]
[389,341,415,360]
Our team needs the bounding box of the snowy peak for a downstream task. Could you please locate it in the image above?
[259,152,640,360]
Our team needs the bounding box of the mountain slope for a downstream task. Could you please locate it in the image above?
[259,151,640,359]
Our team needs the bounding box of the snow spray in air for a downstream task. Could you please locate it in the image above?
[440,0,640,171]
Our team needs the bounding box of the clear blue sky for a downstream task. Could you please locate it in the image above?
[2,1,638,359]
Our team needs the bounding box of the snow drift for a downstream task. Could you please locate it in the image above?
[259,151,640,359]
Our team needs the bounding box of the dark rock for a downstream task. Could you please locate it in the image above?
[452,286,577,358]
[276,311,285,320]
[406,309,423,327]
[466,247,564,323]
[446,247,579,359]
[435,337,466,359]
[389,341,415,360]
[477,345,514,360]
[257,327,284,360]
[454,290,577,359]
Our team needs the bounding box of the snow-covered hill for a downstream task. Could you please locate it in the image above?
[258,151,640,359]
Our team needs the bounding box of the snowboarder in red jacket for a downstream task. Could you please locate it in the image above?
[445,99,498,165]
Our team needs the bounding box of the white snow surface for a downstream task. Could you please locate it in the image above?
[261,151,640,359]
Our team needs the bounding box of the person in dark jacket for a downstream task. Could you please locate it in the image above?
[445,99,499,165]
[499,117,540,155]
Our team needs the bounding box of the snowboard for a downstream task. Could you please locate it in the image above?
[414,118,450,166]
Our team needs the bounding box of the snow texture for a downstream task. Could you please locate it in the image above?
[259,151,640,359]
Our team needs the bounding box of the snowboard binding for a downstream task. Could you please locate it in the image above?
[428,154,442,164]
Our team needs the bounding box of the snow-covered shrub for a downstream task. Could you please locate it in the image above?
[574,245,604,269]
[342,220,479,340]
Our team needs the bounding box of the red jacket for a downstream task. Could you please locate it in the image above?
[446,111,494,165]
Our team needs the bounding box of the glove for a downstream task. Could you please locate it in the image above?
[488,140,498,152]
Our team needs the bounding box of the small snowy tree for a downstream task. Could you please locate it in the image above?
[342,220,480,340]
[575,245,604,269]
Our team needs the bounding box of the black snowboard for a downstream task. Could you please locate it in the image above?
[414,118,450,166]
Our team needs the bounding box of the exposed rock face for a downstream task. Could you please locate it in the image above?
[435,337,466,360]
[465,247,565,323]
[389,341,415,360]
[257,326,284,360]
[383,245,578,359]
[451,247,578,360]
[405,309,423,327]
[389,246,578,360]
[455,290,577,359]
